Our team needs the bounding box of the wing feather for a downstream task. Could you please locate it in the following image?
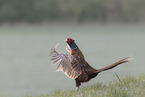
[50,44,82,79]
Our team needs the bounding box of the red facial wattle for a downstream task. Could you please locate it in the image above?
[67,38,72,45]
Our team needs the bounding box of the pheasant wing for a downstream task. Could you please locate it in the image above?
[50,44,82,79]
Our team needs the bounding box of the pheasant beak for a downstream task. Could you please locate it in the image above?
[65,39,67,43]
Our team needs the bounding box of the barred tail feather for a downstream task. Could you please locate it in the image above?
[97,57,132,73]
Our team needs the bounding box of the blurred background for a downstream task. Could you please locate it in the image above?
[0,0,145,96]
[0,0,145,23]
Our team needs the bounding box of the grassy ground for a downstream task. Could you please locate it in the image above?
[25,74,145,97]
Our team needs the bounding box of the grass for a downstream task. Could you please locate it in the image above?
[24,74,145,97]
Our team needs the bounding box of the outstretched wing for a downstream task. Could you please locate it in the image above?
[50,44,82,79]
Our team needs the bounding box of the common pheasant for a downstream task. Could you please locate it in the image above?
[50,38,130,90]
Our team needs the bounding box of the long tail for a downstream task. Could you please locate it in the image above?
[97,57,132,73]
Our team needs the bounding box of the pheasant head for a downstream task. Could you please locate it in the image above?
[65,38,78,50]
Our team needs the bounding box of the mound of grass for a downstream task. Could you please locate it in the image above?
[26,74,145,97]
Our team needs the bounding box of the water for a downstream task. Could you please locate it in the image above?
[0,23,145,96]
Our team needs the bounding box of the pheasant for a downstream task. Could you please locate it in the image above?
[50,38,130,90]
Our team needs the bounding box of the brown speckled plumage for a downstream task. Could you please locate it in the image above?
[50,38,130,90]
